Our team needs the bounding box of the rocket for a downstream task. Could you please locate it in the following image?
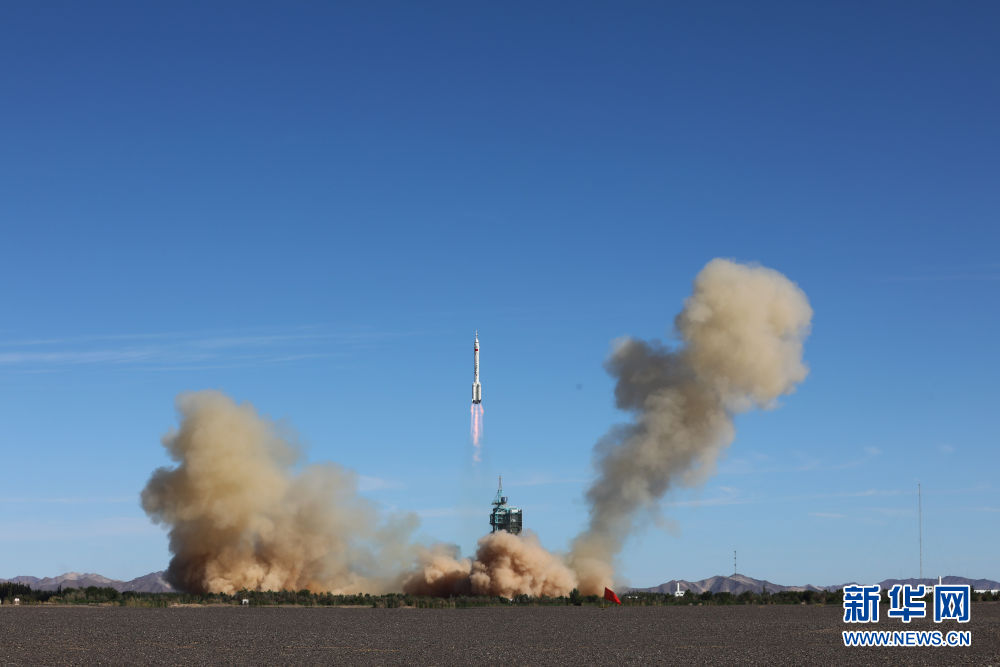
[472,330,482,404]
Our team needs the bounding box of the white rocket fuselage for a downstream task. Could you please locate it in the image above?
[472,332,482,403]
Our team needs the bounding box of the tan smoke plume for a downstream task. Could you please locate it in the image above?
[403,531,577,598]
[141,258,810,600]
[569,258,812,594]
[141,391,416,594]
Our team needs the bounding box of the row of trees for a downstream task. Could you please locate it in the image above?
[4,584,998,607]
[0,582,60,603]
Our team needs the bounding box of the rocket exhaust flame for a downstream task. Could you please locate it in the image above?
[470,402,484,461]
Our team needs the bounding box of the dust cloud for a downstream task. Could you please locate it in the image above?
[143,259,810,598]
[141,391,415,595]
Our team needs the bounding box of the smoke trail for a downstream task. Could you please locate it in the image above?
[141,391,417,595]
[470,403,484,461]
[403,531,577,598]
[569,259,812,594]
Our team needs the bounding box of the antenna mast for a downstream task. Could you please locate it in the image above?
[918,482,923,581]
[734,550,737,575]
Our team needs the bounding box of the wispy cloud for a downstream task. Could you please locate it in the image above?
[506,473,589,487]
[868,507,913,518]
[0,326,405,371]
[719,446,883,476]
[0,349,158,365]
[4,517,160,542]
[882,263,1000,283]
[413,505,482,519]
[666,485,746,509]
[884,272,1000,283]
[0,496,134,504]
[666,486,911,511]
[667,496,752,509]
[357,475,403,493]
[810,512,846,519]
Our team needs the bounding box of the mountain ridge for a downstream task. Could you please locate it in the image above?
[1,571,174,593]
[630,574,1000,596]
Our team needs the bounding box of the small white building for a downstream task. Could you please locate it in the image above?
[939,575,997,595]
[241,598,249,606]
[13,598,20,606]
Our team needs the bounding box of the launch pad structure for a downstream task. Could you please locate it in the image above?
[489,476,522,535]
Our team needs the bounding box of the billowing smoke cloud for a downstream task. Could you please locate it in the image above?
[569,258,812,593]
[403,531,577,598]
[141,391,416,595]
[141,258,810,599]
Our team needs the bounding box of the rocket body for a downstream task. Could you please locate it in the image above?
[472,331,482,404]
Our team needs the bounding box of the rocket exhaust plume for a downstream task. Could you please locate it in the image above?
[470,403,484,461]
[569,258,812,594]
[141,391,417,595]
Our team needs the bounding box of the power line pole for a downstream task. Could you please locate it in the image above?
[918,483,923,582]
[734,550,737,575]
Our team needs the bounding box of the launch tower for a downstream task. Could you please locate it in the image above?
[489,476,522,535]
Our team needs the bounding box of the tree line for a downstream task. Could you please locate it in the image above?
[2,583,997,607]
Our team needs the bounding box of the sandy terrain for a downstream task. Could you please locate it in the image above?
[1,603,997,665]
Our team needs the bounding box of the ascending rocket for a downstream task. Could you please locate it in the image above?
[472,330,482,404]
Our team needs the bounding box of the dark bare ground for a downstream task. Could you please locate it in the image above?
[1,603,997,665]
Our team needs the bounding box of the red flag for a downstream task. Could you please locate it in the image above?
[604,587,622,605]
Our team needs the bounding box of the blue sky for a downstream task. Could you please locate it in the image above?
[1,2,997,587]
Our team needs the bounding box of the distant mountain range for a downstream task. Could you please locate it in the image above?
[1,571,174,593]
[632,574,828,595]
[878,576,1000,592]
[630,574,1000,596]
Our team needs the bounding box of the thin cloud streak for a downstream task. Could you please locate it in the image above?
[413,506,482,519]
[357,475,403,493]
[719,447,882,476]
[0,326,404,371]
[4,517,161,542]
[132,352,343,373]
[665,487,910,510]
[506,473,589,487]
[664,484,993,516]
[884,273,1000,283]
[0,496,134,504]
[0,349,158,364]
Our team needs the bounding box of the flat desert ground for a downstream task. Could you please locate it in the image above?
[2,603,997,665]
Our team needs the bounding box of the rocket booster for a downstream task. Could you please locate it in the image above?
[472,330,482,404]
